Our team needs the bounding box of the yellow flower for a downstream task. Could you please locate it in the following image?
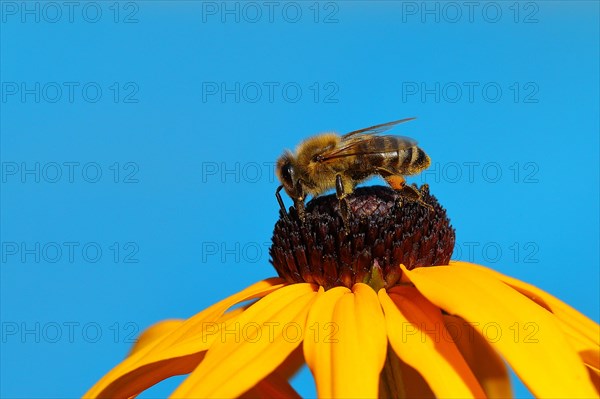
[85,186,599,398]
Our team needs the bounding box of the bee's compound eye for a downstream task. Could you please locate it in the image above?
[281,163,294,186]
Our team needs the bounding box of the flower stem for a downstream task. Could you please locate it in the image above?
[379,345,406,399]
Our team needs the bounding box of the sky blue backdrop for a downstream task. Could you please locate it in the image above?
[1,1,598,398]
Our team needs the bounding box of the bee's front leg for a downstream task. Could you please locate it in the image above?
[294,197,306,222]
[275,185,289,221]
[335,174,351,233]
[293,179,307,223]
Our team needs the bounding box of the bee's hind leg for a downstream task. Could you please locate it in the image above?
[381,172,433,212]
[383,174,408,208]
[335,174,351,233]
[398,184,434,212]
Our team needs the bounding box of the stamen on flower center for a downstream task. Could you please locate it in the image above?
[269,185,455,290]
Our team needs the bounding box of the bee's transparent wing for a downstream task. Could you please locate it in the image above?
[317,135,417,163]
[341,117,416,139]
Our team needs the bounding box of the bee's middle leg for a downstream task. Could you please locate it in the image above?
[335,174,351,232]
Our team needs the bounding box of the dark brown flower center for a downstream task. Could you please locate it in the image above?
[269,184,455,290]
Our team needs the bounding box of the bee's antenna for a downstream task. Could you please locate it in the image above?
[275,185,289,220]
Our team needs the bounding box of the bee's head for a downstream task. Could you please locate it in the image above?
[276,152,302,200]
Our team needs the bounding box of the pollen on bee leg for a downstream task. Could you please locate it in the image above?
[384,175,406,190]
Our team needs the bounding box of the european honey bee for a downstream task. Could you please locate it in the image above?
[275,118,432,227]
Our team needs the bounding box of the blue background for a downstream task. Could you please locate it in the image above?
[1,1,598,398]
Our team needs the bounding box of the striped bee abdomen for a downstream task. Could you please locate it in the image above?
[398,146,430,175]
[349,145,430,177]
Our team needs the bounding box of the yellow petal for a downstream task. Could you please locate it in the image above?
[126,307,248,359]
[402,264,598,398]
[588,361,600,376]
[443,314,512,398]
[128,319,185,356]
[379,344,435,399]
[380,287,485,398]
[331,284,388,398]
[588,366,600,395]
[241,345,305,398]
[84,278,286,399]
[397,357,436,399]
[455,261,600,371]
[241,372,302,399]
[274,345,306,381]
[303,284,388,399]
[303,286,349,398]
[170,283,318,398]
